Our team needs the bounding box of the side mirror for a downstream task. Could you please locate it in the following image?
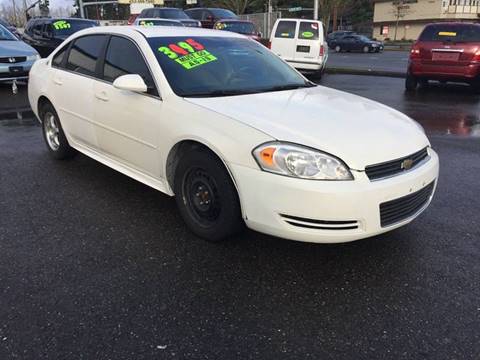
[113,74,147,93]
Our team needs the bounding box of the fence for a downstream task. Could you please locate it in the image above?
[239,12,282,38]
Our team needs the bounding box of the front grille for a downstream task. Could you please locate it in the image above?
[380,181,435,227]
[0,57,27,64]
[366,148,429,180]
[280,214,359,230]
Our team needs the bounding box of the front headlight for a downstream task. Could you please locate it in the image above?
[252,142,353,180]
[27,54,40,61]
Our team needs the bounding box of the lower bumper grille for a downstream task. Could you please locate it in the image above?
[280,214,359,230]
[380,181,435,227]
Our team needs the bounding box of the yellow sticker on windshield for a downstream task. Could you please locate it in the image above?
[53,20,71,30]
[158,39,217,70]
[438,31,456,36]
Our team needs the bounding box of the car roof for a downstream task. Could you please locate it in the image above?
[215,19,253,23]
[136,18,182,22]
[76,25,244,39]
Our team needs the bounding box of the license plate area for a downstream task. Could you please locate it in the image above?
[296,45,310,53]
[9,66,23,73]
[432,52,459,61]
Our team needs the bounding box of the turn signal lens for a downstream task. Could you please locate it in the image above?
[253,143,353,180]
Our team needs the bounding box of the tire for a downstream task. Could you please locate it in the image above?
[363,46,370,53]
[173,148,243,242]
[405,73,418,92]
[41,103,76,160]
[335,45,341,53]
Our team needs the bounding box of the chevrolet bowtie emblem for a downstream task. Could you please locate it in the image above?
[401,159,413,170]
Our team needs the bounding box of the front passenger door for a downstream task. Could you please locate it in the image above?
[93,35,162,178]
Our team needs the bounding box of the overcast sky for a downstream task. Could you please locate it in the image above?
[0,0,74,10]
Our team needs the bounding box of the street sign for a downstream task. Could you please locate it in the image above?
[288,6,302,12]
[186,0,197,4]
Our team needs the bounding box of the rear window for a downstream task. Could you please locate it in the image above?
[210,9,237,19]
[275,21,296,39]
[419,24,480,42]
[298,22,319,40]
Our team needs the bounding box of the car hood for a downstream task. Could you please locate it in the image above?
[0,40,38,56]
[185,86,429,170]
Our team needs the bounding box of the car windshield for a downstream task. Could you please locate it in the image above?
[148,36,313,97]
[419,24,480,42]
[157,9,189,19]
[215,21,256,35]
[51,19,97,36]
[210,9,238,19]
[0,25,16,40]
[138,19,184,27]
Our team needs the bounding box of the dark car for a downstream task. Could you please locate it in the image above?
[213,19,261,41]
[333,34,383,53]
[137,8,200,27]
[326,30,354,48]
[406,22,480,92]
[22,18,98,57]
[185,8,238,29]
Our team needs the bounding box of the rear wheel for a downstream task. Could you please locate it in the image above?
[173,148,243,242]
[41,103,76,160]
[405,73,418,92]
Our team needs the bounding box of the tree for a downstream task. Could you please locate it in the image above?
[201,0,262,14]
[391,0,412,40]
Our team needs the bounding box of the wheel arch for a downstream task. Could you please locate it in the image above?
[37,96,53,122]
[165,139,246,218]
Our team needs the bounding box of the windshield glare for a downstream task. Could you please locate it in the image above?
[149,37,310,97]
[158,9,189,19]
[52,20,96,36]
[0,25,16,40]
[216,22,256,35]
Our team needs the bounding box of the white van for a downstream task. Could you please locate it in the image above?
[269,19,328,76]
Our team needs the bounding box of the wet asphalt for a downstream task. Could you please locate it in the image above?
[0,76,479,359]
[327,51,409,73]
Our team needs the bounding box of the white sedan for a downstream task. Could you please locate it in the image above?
[28,26,439,243]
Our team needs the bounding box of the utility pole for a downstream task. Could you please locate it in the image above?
[313,0,318,20]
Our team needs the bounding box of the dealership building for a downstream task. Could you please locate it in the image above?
[373,0,480,40]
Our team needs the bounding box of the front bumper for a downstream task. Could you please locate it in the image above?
[231,149,439,243]
[0,61,35,82]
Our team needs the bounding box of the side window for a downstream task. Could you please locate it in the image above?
[298,22,319,40]
[274,21,296,39]
[52,43,69,68]
[43,23,53,38]
[187,10,199,19]
[33,22,43,36]
[201,10,212,20]
[103,36,158,96]
[66,35,107,77]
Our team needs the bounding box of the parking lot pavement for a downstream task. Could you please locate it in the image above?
[1,83,480,359]
[327,50,409,74]
[0,82,34,124]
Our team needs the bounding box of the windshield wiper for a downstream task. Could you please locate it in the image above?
[182,89,263,98]
[260,82,317,93]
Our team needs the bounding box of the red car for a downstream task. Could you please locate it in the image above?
[213,19,261,41]
[127,14,139,25]
[406,22,480,91]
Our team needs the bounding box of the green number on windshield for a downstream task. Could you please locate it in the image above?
[158,46,178,59]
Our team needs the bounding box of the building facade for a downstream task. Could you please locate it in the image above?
[373,0,480,40]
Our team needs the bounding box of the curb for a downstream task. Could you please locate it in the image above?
[325,67,406,78]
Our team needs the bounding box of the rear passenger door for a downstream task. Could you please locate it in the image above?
[294,21,322,64]
[270,20,297,62]
[93,35,162,177]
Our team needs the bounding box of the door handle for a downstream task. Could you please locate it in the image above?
[53,77,63,85]
[95,91,109,102]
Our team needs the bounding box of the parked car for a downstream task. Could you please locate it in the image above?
[0,24,39,82]
[0,18,20,38]
[28,26,439,243]
[326,30,355,48]
[214,19,261,41]
[333,34,383,53]
[269,19,328,76]
[137,8,200,27]
[22,18,98,57]
[406,22,480,91]
[134,18,184,27]
[185,8,238,28]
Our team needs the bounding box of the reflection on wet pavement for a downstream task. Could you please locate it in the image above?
[320,75,480,138]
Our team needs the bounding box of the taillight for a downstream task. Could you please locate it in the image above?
[473,49,480,62]
[267,41,271,49]
[410,44,421,59]
[320,45,325,57]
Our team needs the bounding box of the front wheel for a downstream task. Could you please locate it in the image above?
[405,73,418,92]
[363,45,370,53]
[335,45,341,53]
[174,149,243,242]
